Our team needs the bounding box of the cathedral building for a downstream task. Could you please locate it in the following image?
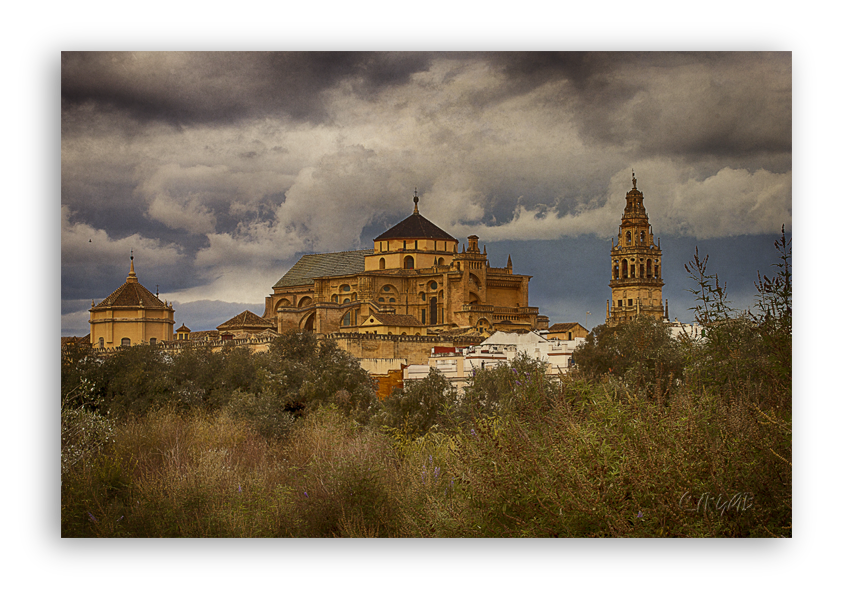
[263,193,543,335]
[606,173,669,326]
[89,255,175,348]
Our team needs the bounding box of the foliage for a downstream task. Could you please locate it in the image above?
[372,368,457,437]
[62,379,115,480]
[458,352,556,421]
[682,232,792,412]
[223,390,297,440]
[751,226,792,398]
[259,331,376,420]
[166,345,262,411]
[573,316,684,400]
[94,345,172,418]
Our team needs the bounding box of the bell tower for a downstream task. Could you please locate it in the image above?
[606,172,668,326]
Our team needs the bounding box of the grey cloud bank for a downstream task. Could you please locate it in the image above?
[61,52,791,335]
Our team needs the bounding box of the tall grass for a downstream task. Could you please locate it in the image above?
[62,367,790,537]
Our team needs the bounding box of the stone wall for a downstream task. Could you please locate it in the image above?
[329,332,454,365]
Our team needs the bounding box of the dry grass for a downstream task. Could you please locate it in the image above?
[62,373,790,538]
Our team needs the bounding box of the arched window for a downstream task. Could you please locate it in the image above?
[430,297,438,325]
[150,338,156,345]
[383,285,392,292]
[647,259,652,276]
[379,258,385,270]
[626,231,632,245]
[98,337,104,348]
[438,257,444,265]
[404,256,414,269]
[121,338,130,347]
[622,260,628,278]
[640,231,645,243]
[430,281,438,290]
[341,284,350,292]
[332,294,338,303]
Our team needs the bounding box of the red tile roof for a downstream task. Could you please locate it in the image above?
[216,310,275,331]
[92,279,169,310]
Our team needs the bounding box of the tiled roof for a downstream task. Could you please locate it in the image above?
[273,250,371,288]
[189,330,220,341]
[92,279,169,309]
[548,323,582,333]
[365,312,423,327]
[374,212,457,242]
[217,310,275,331]
[61,334,90,346]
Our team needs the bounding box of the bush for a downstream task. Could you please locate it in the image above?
[458,352,556,422]
[573,316,684,399]
[224,390,297,440]
[259,331,376,419]
[373,368,457,437]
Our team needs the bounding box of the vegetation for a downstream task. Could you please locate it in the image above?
[61,233,791,537]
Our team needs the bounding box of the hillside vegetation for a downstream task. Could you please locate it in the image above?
[61,233,791,537]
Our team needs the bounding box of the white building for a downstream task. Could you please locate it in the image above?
[666,318,704,341]
[404,331,585,392]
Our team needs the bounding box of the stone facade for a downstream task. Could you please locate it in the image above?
[263,194,541,336]
[606,173,668,326]
[330,332,455,365]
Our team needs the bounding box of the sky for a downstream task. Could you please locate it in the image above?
[60,51,792,335]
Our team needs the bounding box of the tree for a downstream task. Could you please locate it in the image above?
[373,368,457,436]
[573,316,684,393]
[258,331,376,419]
[751,226,792,397]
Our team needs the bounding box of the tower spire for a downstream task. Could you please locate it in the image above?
[127,250,138,282]
[413,189,419,215]
[632,169,637,190]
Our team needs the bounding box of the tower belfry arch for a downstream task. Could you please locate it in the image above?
[606,172,668,325]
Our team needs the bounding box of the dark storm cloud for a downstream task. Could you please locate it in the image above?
[61,51,791,336]
[472,52,791,169]
[61,52,434,127]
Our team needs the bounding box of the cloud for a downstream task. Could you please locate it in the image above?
[61,52,792,334]
[61,206,184,267]
[667,167,792,238]
[452,163,791,241]
[61,52,435,127]
[146,192,217,234]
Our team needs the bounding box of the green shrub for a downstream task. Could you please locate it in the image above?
[223,390,297,440]
[373,368,457,437]
[573,316,684,400]
[458,352,555,422]
[259,331,376,420]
